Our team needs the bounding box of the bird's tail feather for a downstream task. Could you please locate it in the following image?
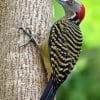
[40,79,57,100]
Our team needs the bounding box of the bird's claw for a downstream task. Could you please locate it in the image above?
[19,27,32,38]
[19,27,37,47]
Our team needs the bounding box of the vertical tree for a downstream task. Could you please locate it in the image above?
[0,0,51,99]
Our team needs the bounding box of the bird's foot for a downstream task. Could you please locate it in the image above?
[19,27,38,48]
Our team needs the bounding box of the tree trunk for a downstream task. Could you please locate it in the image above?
[0,0,52,100]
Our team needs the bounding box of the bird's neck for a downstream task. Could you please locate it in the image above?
[66,13,80,25]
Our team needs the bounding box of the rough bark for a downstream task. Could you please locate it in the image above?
[0,0,52,100]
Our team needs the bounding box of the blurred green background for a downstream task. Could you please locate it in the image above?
[52,0,100,100]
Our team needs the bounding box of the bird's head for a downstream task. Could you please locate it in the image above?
[58,0,85,22]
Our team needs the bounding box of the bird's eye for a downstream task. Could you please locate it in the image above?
[67,0,73,5]
[69,0,74,4]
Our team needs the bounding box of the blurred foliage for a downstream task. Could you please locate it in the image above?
[52,0,100,100]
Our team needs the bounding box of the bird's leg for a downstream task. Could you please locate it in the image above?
[19,27,38,48]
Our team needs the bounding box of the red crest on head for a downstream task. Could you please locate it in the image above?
[76,4,85,22]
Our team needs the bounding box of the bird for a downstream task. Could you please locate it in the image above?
[19,0,85,100]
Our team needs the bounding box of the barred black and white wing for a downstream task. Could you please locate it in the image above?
[40,19,83,100]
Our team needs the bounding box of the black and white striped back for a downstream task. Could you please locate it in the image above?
[49,17,83,87]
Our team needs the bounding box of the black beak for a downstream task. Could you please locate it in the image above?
[57,0,67,4]
[58,0,74,6]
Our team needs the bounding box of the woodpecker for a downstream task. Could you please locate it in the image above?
[19,0,85,100]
